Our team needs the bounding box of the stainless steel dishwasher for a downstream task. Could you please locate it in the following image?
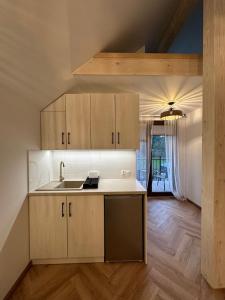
[104,194,144,262]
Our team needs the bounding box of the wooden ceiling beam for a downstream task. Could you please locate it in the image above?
[72,52,202,76]
[156,0,198,52]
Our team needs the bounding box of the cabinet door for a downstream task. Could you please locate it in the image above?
[66,94,91,149]
[41,112,66,149]
[29,196,67,259]
[91,94,115,149]
[67,195,104,258]
[115,94,139,149]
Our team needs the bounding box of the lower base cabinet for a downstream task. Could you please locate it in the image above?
[29,195,67,259]
[29,195,104,261]
[67,195,104,258]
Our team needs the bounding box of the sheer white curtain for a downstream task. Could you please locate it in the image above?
[165,119,186,200]
[136,120,154,188]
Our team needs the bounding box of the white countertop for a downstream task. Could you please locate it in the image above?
[29,179,146,196]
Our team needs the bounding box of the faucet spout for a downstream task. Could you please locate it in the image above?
[59,161,65,182]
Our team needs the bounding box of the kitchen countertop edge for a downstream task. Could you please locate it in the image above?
[29,179,147,196]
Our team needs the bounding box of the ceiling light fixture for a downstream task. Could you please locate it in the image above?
[160,101,183,120]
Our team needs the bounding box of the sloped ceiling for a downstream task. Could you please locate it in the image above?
[68,0,180,69]
[0,0,74,109]
[0,0,181,110]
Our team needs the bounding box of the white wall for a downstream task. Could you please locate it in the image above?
[0,92,40,299]
[0,200,30,299]
[185,107,202,206]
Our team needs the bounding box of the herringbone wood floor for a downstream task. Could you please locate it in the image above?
[9,198,225,300]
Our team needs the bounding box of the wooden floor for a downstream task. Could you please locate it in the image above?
[9,198,225,300]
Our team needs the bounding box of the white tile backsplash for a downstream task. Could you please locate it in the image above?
[28,150,52,191]
[28,150,136,191]
[51,150,136,180]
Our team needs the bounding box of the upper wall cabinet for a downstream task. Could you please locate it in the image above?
[91,94,115,149]
[66,94,91,149]
[41,112,66,150]
[41,93,139,150]
[41,95,66,150]
[115,94,139,149]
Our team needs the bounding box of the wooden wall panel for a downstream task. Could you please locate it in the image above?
[202,0,225,289]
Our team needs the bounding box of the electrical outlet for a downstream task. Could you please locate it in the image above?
[120,170,126,176]
[120,170,131,177]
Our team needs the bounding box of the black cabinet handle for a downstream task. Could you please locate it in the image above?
[112,132,114,144]
[68,132,71,145]
[61,202,65,217]
[69,202,72,217]
[117,132,120,144]
[62,132,65,144]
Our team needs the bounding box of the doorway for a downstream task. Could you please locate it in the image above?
[148,121,172,196]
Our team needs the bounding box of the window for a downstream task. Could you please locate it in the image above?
[136,136,147,187]
[136,120,172,196]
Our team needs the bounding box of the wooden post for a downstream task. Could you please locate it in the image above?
[202,0,225,288]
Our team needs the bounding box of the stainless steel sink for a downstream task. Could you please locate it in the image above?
[55,180,84,190]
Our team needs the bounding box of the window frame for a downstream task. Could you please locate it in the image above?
[148,120,173,197]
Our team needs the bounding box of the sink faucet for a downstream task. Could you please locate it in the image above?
[59,161,65,182]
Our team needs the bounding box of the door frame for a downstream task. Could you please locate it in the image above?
[148,120,173,197]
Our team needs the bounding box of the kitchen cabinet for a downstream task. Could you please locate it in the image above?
[41,93,139,150]
[67,195,104,258]
[29,196,67,259]
[41,112,66,150]
[29,195,104,261]
[91,94,115,149]
[115,94,139,149]
[91,93,139,149]
[41,94,91,150]
[66,94,91,149]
